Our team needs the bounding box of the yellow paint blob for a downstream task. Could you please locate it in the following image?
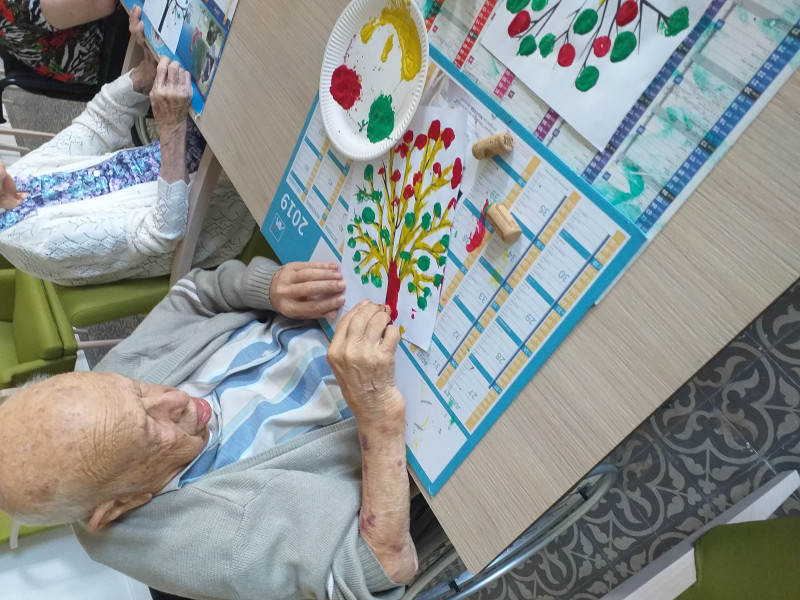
[381,34,394,62]
[361,0,422,82]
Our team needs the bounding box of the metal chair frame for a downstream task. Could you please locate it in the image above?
[405,463,618,600]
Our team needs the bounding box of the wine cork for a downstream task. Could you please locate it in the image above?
[486,203,521,244]
[472,132,513,160]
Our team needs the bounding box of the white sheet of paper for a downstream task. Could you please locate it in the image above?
[341,106,468,350]
[482,0,712,149]
[143,0,186,53]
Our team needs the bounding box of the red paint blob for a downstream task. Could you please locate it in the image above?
[450,157,463,190]
[414,133,428,150]
[466,199,489,253]
[391,169,401,182]
[403,184,414,199]
[557,44,576,67]
[441,127,455,149]
[403,129,414,144]
[330,65,361,110]
[616,0,638,26]
[593,35,611,57]
[386,259,400,321]
[428,119,441,141]
[507,10,531,37]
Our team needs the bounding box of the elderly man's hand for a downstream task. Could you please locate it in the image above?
[269,262,345,320]
[128,6,158,94]
[327,301,403,424]
[150,57,192,131]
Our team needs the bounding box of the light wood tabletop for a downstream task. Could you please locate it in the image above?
[198,0,800,573]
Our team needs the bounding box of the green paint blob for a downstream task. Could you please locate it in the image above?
[610,31,637,63]
[362,206,376,224]
[423,287,432,297]
[364,164,373,180]
[575,65,599,91]
[421,213,432,230]
[400,250,411,261]
[361,274,369,284]
[407,281,416,292]
[347,224,354,234]
[573,9,598,34]
[353,250,361,261]
[417,296,428,309]
[404,212,415,228]
[437,255,447,266]
[347,237,356,248]
[506,0,529,13]
[663,6,689,37]
[530,0,548,10]
[440,234,449,249]
[366,94,395,143]
[418,255,431,271]
[370,272,382,288]
[518,35,537,56]
[380,228,390,241]
[434,202,442,217]
[434,274,443,286]
[539,33,556,57]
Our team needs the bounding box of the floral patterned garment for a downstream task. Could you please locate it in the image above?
[0,0,104,84]
[0,121,206,233]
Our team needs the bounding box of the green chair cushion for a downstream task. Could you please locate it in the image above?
[50,276,170,328]
[677,516,800,600]
[12,271,66,363]
[0,269,14,321]
[0,509,53,546]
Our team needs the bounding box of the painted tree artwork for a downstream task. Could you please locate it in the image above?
[482,0,712,149]
[342,106,467,349]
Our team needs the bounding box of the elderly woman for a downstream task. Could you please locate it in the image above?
[0,0,119,84]
[0,8,252,286]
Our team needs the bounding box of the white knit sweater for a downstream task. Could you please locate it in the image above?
[0,71,253,285]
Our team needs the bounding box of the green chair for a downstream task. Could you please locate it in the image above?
[47,226,277,329]
[0,508,53,549]
[0,269,78,389]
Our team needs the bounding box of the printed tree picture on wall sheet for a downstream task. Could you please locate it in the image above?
[482,0,712,149]
[343,106,467,349]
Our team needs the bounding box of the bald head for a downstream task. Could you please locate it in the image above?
[0,372,210,529]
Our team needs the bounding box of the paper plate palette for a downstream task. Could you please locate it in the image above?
[320,0,429,161]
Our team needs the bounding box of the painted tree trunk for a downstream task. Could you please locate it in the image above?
[385,259,400,321]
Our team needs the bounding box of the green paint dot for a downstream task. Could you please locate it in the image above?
[347,237,356,248]
[573,9,598,35]
[610,31,637,63]
[370,272,382,288]
[438,255,447,266]
[663,6,689,37]
[517,35,537,56]
[530,0,548,10]
[364,164,373,180]
[366,94,394,143]
[362,206,375,224]
[404,212,415,228]
[407,282,416,292]
[347,224,354,234]
[417,296,428,310]
[506,0,528,13]
[441,234,449,249]
[418,255,431,271]
[434,202,442,217]
[371,190,382,201]
[421,213,432,230]
[400,250,411,261]
[380,228,390,241]
[354,265,361,274]
[353,250,361,261]
[361,274,369,284]
[539,33,556,57]
[434,274,443,287]
[575,65,600,91]
[423,287,432,297]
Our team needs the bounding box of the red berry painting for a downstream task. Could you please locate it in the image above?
[341,106,468,350]
[482,0,712,148]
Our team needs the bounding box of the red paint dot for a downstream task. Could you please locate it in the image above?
[330,65,361,110]
[593,35,611,57]
[507,10,531,37]
[616,0,638,27]
[557,43,576,67]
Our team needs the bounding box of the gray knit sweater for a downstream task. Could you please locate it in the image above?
[72,258,403,600]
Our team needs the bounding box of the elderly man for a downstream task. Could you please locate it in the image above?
[0,257,417,599]
[0,7,252,285]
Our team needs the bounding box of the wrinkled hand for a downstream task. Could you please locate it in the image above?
[128,6,157,94]
[327,301,404,424]
[150,57,192,131]
[269,262,346,320]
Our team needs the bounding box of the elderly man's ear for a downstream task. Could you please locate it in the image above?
[88,493,153,532]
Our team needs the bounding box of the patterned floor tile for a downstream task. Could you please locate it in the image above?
[747,279,800,352]
[685,336,764,402]
[766,326,800,391]
[711,352,800,459]
[477,521,608,600]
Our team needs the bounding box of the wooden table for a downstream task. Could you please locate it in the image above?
[195,0,800,573]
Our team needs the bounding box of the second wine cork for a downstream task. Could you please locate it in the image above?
[472,132,513,160]
[485,203,522,244]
